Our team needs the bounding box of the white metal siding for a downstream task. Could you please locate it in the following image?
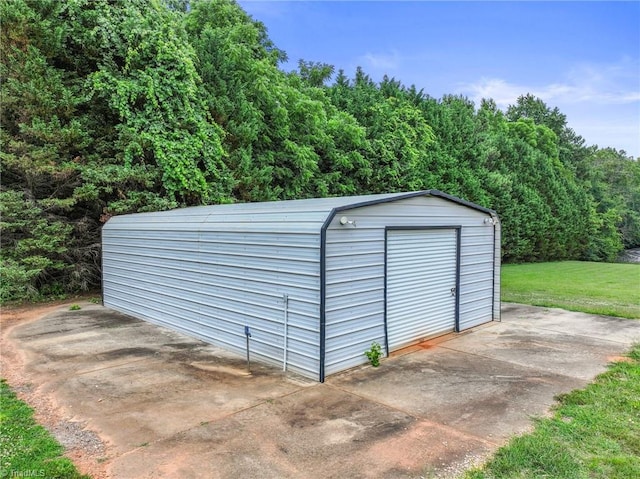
[103,225,322,380]
[493,218,502,321]
[459,228,495,329]
[323,196,496,375]
[102,195,406,381]
[386,229,457,350]
[102,191,499,381]
[323,231,387,375]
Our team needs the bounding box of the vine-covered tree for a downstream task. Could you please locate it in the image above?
[1,0,637,302]
[1,0,233,301]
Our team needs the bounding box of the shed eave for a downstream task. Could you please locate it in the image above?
[330,190,496,216]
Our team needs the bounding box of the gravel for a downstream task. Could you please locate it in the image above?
[51,418,105,456]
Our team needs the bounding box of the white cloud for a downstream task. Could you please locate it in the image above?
[458,58,640,108]
[360,50,401,71]
[458,78,527,108]
[456,59,640,157]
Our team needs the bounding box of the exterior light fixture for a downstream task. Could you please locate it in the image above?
[339,216,356,227]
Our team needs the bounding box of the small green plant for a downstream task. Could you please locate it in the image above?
[69,304,81,311]
[365,341,383,367]
[89,297,101,304]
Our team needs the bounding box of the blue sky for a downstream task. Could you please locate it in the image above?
[238,1,640,158]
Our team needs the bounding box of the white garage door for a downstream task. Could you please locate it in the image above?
[386,228,458,351]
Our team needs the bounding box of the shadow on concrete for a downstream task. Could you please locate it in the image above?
[4,303,640,478]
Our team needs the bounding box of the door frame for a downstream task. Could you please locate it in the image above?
[383,226,462,356]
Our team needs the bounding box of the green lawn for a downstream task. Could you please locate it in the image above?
[464,345,640,479]
[0,379,89,479]
[501,261,640,319]
[464,260,640,478]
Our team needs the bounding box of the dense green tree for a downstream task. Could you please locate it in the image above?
[506,95,629,260]
[297,60,335,88]
[1,0,232,299]
[184,0,371,200]
[1,0,95,300]
[1,0,636,302]
[327,69,439,193]
[588,148,640,250]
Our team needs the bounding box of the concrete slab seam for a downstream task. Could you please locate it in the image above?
[511,324,640,345]
[107,382,316,461]
[73,357,155,377]
[433,344,618,382]
[323,382,500,448]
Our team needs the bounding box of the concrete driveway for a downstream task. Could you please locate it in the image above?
[3,303,640,478]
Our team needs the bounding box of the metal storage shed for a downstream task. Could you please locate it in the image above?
[102,190,500,381]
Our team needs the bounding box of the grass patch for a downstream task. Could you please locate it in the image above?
[467,261,640,478]
[502,261,640,319]
[0,379,89,479]
[464,344,640,479]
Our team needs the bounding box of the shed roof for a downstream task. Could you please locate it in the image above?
[104,190,495,233]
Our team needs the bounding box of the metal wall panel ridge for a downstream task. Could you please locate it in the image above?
[103,191,499,381]
[386,229,458,351]
[103,225,323,380]
[323,195,498,376]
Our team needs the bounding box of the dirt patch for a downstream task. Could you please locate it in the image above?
[606,355,635,363]
[1,301,111,479]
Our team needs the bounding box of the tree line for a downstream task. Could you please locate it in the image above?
[2,0,639,302]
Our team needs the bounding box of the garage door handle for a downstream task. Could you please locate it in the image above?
[451,287,456,296]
